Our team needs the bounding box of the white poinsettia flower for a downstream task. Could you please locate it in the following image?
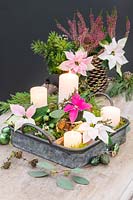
[78,122,115,144]
[98,37,128,76]
[8,104,36,131]
[83,111,102,125]
[95,123,115,144]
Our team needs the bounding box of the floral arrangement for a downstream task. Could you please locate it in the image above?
[0,8,131,192]
[32,8,130,77]
[5,92,124,148]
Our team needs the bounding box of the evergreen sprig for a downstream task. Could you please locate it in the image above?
[107,72,133,101]
[0,92,30,115]
[31,32,76,74]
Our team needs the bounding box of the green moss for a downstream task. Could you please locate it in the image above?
[114,118,126,130]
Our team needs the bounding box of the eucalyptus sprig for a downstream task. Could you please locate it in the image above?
[28,161,89,190]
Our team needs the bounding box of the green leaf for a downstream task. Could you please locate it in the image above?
[50,110,65,119]
[33,106,49,119]
[28,170,49,178]
[56,176,74,190]
[37,161,55,170]
[71,168,85,174]
[126,126,131,133]
[113,143,119,153]
[72,176,89,185]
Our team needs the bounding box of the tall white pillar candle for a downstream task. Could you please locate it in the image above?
[101,106,120,127]
[58,72,79,103]
[30,86,47,108]
[64,131,82,148]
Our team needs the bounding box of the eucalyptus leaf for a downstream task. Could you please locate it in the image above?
[50,110,65,119]
[37,161,55,170]
[126,126,131,133]
[28,170,49,178]
[72,176,89,185]
[71,168,85,174]
[56,176,74,190]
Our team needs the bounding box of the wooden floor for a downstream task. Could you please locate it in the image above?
[0,96,133,200]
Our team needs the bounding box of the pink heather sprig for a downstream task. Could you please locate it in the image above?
[125,17,130,37]
[68,19,77,41]
[56,22,72,40]
[56,9,130,55]
[89,12,95,28]
[77,11,88,32]
[106,9,117,38]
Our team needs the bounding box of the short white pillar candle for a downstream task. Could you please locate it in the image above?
[101,106,120,127]
[64,131,82,148]
[30,86,47,108]
[58,72,79,103]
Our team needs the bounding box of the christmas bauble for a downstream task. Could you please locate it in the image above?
[0,133,10,145]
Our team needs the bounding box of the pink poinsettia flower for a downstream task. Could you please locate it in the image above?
[60,49,94,76]
[64,93,92,123]
[10,104,36,118]
[10,104,36,131]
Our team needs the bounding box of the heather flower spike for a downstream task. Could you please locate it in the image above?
[60,49,94,76]
[10,104,36,131]
[64,93,92,123]
[98,37,128,76]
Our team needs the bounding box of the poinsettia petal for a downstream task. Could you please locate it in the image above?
[75,49,87,59]
[10,104,25,116]
[107,55,116,70]
[59,60,73,71]
[118,37,127,48]
[71,93,81,105]
[69,109,78,123]
[64,104,74,112]
[14,118,35,131]
[98,52,108,60]
[24,118,35,125]
[79,101,92,111]
[103,125,115,133]
[120,55,128,65]
[98,130,109,144]
[78,122,90,131]
[26,105,36,118]
[83,111,102,124]
[83,131,91,144]
[6,115,22,126]
[64,51,75,60]
[14,118,26,131]
[86,127,98,140]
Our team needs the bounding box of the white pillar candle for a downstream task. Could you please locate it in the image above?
[58,72,79,103]
[101,106,120,127]
[30,86,47,108]
[64,131,82,148]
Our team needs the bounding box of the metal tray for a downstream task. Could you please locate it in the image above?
[10,117,129,168]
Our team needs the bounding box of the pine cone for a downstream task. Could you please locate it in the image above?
[79,55,108,93]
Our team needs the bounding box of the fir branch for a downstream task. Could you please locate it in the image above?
[0,92,30,115]
[107,72,133,101]
[31,32,76,74]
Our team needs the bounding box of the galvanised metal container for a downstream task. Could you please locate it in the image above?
[10,117,129,168]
